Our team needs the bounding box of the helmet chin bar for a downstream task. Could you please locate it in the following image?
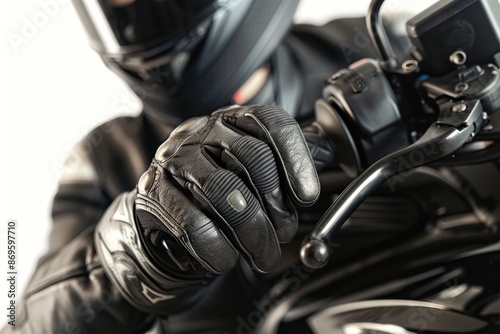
[113,17,213,92]
[120,49,190,92]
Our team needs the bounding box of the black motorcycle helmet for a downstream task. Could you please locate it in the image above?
[72,0,300,124]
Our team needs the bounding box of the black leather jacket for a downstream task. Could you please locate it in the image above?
[3,18,390,334]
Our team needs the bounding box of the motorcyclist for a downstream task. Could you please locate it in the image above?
[2,0,389,333]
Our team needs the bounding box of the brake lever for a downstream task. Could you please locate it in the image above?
[300,98,486,269]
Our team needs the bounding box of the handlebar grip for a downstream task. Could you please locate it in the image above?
[302,124,335,172]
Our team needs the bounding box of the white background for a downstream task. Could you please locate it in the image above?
[0,0,435,322]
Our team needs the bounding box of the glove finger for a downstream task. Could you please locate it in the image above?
[215,105,320,207]
[136,166,239,274]
[188,168,282,273]
[224,135,298,243]
[162,152,282,273]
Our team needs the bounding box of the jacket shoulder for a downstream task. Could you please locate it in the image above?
[80,114,157,198]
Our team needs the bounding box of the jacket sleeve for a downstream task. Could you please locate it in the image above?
[2,141,151,333]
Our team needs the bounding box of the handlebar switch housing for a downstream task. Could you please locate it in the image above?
[323,58,409,170]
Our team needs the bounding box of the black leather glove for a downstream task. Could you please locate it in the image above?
[95,105,320,317]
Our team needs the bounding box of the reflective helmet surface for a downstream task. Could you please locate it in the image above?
[73,0,300,123]
[74,0,224,54]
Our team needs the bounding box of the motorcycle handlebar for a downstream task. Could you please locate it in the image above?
[300,98,487,269]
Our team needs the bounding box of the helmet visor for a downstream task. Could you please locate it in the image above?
[74,0,222,55]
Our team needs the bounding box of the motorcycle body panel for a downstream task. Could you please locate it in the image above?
[255,161,500,334]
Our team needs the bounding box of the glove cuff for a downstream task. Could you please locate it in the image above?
[95,191,207,316]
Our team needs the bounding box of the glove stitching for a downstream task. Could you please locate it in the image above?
[146,164,163,196]
[199,145,224,170]
[138,192,236,275]
[243,113,307,204]
[136,195,185,239]
[155,118,215,164]
[192,221,216,235]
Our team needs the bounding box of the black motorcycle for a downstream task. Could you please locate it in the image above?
[248,0,500,333]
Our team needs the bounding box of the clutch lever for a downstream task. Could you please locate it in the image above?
[300,98,486,269]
